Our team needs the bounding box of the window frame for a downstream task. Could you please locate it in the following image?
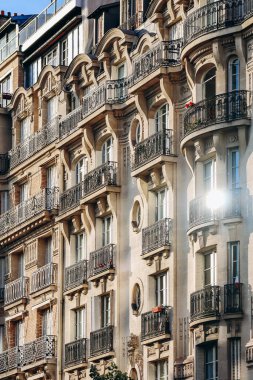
[155,272,168,306]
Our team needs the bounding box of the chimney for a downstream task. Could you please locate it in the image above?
[14,13,17,16]
[1,11,5,16]
[7,12,11,17]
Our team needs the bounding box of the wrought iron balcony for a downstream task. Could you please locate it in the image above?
[65,338,87,367]
[0,36,18,65]
[183,91,251,138]
[64,259,88,292]
[0,154,9,174]
[89,244,115,278]
[224,283,243,314]
[118,11,143,30]
[141,307,170,342]
[19,0,72,44]
[0,288,4,302]
[9,117,59,169]
[83,79,128,118]
[59,183,82,214]
[130,40,182,86]
[0,187,59,236]
[82,161,118,199]
[31,263,57,294]
[0,347,22,373]
[142,218,172,255]
[4,276,29,306]
[22,336,57,367]
[246,342,253,363]
[90,326,114,357]
[183,0,253,45]
[132,129,174,171]
[59,105,83,139]
[189,189,241,230]
[190,286,220,321]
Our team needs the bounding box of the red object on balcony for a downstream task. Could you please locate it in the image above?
[185,101,194,109]
[152,306,163,313]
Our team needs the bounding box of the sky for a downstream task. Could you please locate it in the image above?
[0,0,50,15]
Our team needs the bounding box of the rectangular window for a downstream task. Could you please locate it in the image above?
[230,338,241,380]
[42,309,52,336]
[228,242,240,283]
[20,118,30,143]
[19,183,28,203]
[204,251,216,287]
[205,344,218,380]
[0,75,11,107]
[227,148,240,189]
[102,216,112,246]
[0,258,5,288]
[204,160,216,192]
[43,47,59,67]
[47,97,56,122]
[156,188,168,221]
[155,272,167,306]
[102,138,113,163]
[47,166,57,188]
[61,39,68,66]
[18,254,24,277]
[75,232,87,262]
[101,294,111,328]
[15,320,24,347]
[0,191,9,214]
[0,325,4,353]
[155,360,168,380]
[45,237,53,264]
[76,307,85,339]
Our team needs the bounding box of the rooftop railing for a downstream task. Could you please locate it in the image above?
[0,187,59,235]
[0,36,18,64]
[183,91,251,138]
[19,0,72,44]
[9,117,59,169]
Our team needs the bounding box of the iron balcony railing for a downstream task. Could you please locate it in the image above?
[0,36,18,64]
[59,105,82,139]
[141,307,170,341]
[118,11,143,30]
[0,347,22,373]
[83,79,128,118]
[190,286,220,321]
[90,326,114,357]
[64,259,88,291]
[9,117,59,169]
[31,263,57,294]
[0,187,59,235]
[142,218,172,255]
[82,161,118,198]
[0,154,9,174]
[183,91,251,138]
[184,0,253,45]
[130,40,182,86]
[189,189,241,229]
[89,244,115,278]
[19,0,72,44]
[224,283,243,313]
[132,129,174,170]
[0,288,4,302]
[59,182,82,214]
[65,338,87,367]
[22,335,57,367]
[4,276,29,305]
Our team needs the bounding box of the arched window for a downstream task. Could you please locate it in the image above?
[155,104,169,132]
[102,137,113,164]
[75,157,88,184]
[228,57,240,92]
[202,68,216,99]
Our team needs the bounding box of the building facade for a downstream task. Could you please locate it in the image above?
[0,0,252,379]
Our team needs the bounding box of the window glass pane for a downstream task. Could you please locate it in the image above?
[228,148,240,189]
[155,104,169,132]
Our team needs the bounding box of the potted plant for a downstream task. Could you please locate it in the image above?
[152,305,163,313]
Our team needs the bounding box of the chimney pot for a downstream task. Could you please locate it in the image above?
[1,11,5,16]
[14,13,17,16]
[7,12,11,17]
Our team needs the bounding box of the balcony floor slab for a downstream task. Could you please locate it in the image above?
[88,351,115,362]
[141,333,171,346]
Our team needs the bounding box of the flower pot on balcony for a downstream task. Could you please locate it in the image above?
[152,306,163,313]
